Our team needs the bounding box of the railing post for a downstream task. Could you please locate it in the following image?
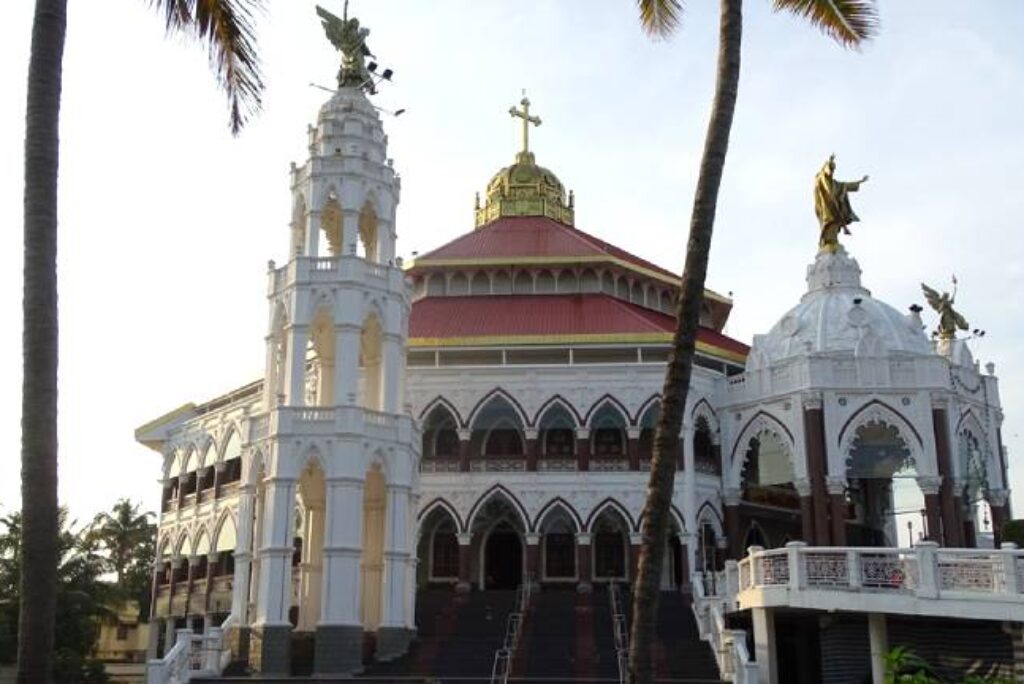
[999,543,1018,595]
[786,542,807,591]
[915,541,939,598]
[847,549,861,590]
[206,626,223,672]
[725,560,740,604]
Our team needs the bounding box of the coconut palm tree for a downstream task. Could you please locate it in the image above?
[88,499,155,584]
[628,1,878,682]
[19,1,263,679]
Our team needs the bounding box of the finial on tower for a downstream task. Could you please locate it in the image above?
[509,92,542,163]
[316,3,375,90]
[814,154,869,253]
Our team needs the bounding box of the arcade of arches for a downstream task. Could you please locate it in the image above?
[416,497,686,591]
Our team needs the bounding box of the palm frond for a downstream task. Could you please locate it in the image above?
[637,0,683,38]
[773,0,878,48]
[150,0,265,134]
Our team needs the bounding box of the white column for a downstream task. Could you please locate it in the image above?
[867,613,888,684]
[285,326,309,406]
[751,607,777,684]
[232,484,255,624]
[333,325,361,406]
[381,484,413,628]
[299,502,325,630]
[682,419,697,587]
[304,210,321,256]
[381,333,404,414]
[254,477,296,626]
[320,476,365,626]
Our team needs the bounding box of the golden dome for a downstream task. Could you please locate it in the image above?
[475,96,575,228]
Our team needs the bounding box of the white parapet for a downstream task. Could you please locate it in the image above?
[724,541,1024,622]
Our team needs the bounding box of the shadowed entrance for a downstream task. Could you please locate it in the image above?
[484,522,522,589]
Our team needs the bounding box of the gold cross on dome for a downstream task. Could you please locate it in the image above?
[509,93,541,156]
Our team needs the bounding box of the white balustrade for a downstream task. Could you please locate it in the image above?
[146,627,226,684]
[690,573,759,683]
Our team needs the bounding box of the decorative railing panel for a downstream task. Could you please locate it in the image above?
[803,551,848,588]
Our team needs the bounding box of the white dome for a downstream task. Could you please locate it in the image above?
[747,248,932,368]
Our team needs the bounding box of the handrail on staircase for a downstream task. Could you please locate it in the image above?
[490,581,532,684]
[608,582,629,684]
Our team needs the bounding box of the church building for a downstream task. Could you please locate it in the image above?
[138,17,1021,682]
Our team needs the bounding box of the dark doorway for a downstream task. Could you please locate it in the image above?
[484,522,522,589]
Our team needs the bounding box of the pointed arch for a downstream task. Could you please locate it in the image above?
[836,400,924,471]
[636,503,686,534]
[358,199,380,262]
[417,497,464,532]
[533,498,583,533]
[467,388,529,429]
[584,497,636,532]
[320,193,344,257]
[174,528,193,558]
[421,401,461,460]
[418,396,464,427]
[695,501,724,537]
[635,394,662,426]
[466,484,530,533]
[584,394,631,426]
[729,411,797,484]
[212,509,238,553]
[533,395,582,427]
[220,428,242,463]
[193,529,211,556]
[691,398,720,434]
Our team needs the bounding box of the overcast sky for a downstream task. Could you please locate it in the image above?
[1,1,1021,523]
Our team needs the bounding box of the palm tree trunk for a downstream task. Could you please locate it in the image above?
[627,0,742,682]
[19,0,66,680]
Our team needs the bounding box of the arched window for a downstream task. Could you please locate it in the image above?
[542,516,576,579]
[741,431,797,509]
[846,420,922,547]
[431,519,459,579]
[538,403,576,458]
[592,510,629,579]
[470,395,525,460]
[590,404,626,458]
[422,405,460,460]
[693,416,719,475]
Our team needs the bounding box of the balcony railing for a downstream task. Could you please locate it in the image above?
[724,542,1024,622]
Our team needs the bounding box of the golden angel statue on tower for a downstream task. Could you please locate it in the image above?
[316,3,375,90]
[922,279,970,340]
[814,154,869,251]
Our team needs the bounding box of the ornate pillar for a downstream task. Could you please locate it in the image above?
[458,429,471,473]
[576,533,592,592]
[525,429,539,472]
[826,477,847,546]
[381,332,403,413]
[251,476,296,675]
[576,428,591,472]
[931,402,960,546]
[332,325,361,406]
[378,484,415,660]
[627,427,641,471]
[724,487,742,559]
[794,479,815,544]
[918,476,943,544]
[525,533,540,585]
[456,532,472,593]
[232,483,256,625]
[316,475,365,674]
[802,394,830,546]
[285,325,310,405]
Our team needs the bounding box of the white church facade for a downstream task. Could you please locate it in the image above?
[138,73,1020,681]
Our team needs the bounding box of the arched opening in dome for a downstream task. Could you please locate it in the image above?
[535,269,555,294]
[513,270,533,294]
[580,269,599,293]
[449,271,469,295]
[470,271,490,295]
[845,421,924,547]
[307,305,336,406]
[740,431,798,510]
[556,270,577,293]
[291,195,307,258]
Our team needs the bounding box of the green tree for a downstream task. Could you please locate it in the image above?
[88,499,157,617]
[19,1,263,679]
[2,510,113,683]
[627,2,877,682]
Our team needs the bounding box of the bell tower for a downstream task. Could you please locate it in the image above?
[245,82,419,674]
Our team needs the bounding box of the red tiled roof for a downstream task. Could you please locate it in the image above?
[409,294,749,360]
[412,216,679,280]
